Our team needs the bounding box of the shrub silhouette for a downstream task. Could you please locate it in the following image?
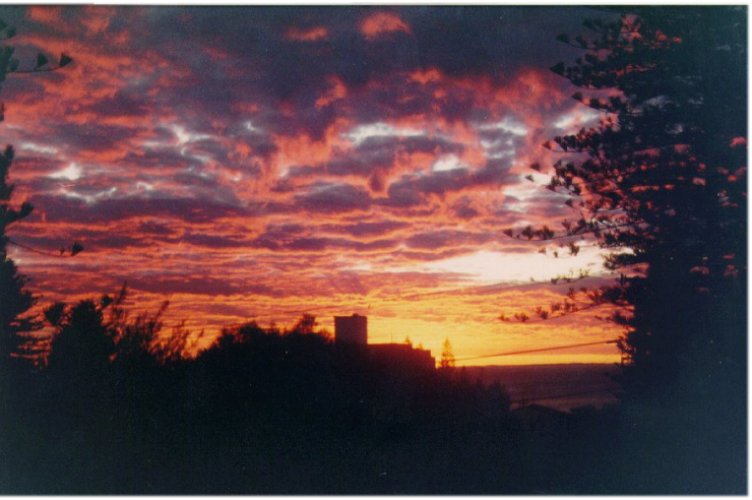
[47,300,114,375]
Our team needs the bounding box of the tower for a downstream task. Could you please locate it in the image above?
[334,314,367,345]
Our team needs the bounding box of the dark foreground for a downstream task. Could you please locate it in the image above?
[466,363,621,411]
[1,325,745,494]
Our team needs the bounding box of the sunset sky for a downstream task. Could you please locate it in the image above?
[3,5,622,365]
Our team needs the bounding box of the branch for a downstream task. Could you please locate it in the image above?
[499,300,612,324]
[501,221,639,242]
[8,238,83,257]
[12,53,73,74]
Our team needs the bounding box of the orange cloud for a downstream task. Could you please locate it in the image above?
[360,11,411,40]
[409,68,443,85]
[27,6,63,27]
[80,6,116,36]
[285,26,329,42]
[315,76,347,109]
[6,6,626,367]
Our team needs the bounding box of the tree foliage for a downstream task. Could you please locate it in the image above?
[44,283,203,369]
[440,337,456,370]
[0,151,36,362]
[0,20,75,366]
[46,298,115,374]
[507,7,746,398]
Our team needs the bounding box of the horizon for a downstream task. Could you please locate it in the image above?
[4,6,624,364]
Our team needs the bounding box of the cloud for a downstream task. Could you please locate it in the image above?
[285,25,328,42]
[334,220,408,238]
[360,11,412,40]
[27,195,249,224]
[294,183,373,213]
[382,160,511,208]
[4,5,621,363]
[128,275,279,297]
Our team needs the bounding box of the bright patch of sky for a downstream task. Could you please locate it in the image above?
[60,186,118,204]
[49,162,83,181]
[554,108,600,130]
[420,248,607,285]
[431,154,463,172]
[243,120,262,133]
[171,124,211,145]
[19,142,58,155]
[344,122,424,145]
[502,172,555,213]
[477,117,528,136]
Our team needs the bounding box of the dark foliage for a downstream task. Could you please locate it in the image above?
[3,311,522,494]
[3,302,743,493]
[504,7,747,492]
[0,20,77,367]
[0,145,35,362]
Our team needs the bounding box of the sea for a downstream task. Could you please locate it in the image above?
[463,363,621,412]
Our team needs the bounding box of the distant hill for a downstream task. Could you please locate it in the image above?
[461,363,620,412]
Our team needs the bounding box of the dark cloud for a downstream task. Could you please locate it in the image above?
[180,232,250,249]
[389,247,474,263]
[121,149,201,170]
[84,90,151,118]
[327,270,368,295]
[86,234,152,250]
[279,236,397,253]
[294,183,372,213]
[286,237,329,252]
[50,122,140,154]
[251,223,308,250]
[138,220,177,236]
[382,180,425,208]
[382,160,511,208]
[112,6,598,141]
[406,229,493,250]
[335,220,408,237]
[282,135,464,182]
[452,196,480,220]
[29,194,248,224]
[128,275,280,297]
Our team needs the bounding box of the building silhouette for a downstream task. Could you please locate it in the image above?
[334,314,436,371]
[334,314,368,345]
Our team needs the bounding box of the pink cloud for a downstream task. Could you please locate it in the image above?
[285,26,329,42]
[360,11,411,40]
[4,6,624,364]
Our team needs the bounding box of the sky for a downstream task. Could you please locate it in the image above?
[2,5,623,365]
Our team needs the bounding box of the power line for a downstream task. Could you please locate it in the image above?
[510,387,619,406]
[9,238,65,257]
[8,238,83,258]
[456,339,618,362]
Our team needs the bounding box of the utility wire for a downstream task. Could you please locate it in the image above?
[9,238,64,257]
[456,339,618,362]
[510,387,619,406]
[8,238,82,258]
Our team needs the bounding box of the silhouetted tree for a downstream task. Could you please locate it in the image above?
[46,298,115,374]
[105,284,171,367]
[440,338,456,370]
[503,10,747,492]
[0,21,74,366]
[508,7,746,400]
[292,313,318,335]
[152,319,200,363]
[0,145,35,363]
